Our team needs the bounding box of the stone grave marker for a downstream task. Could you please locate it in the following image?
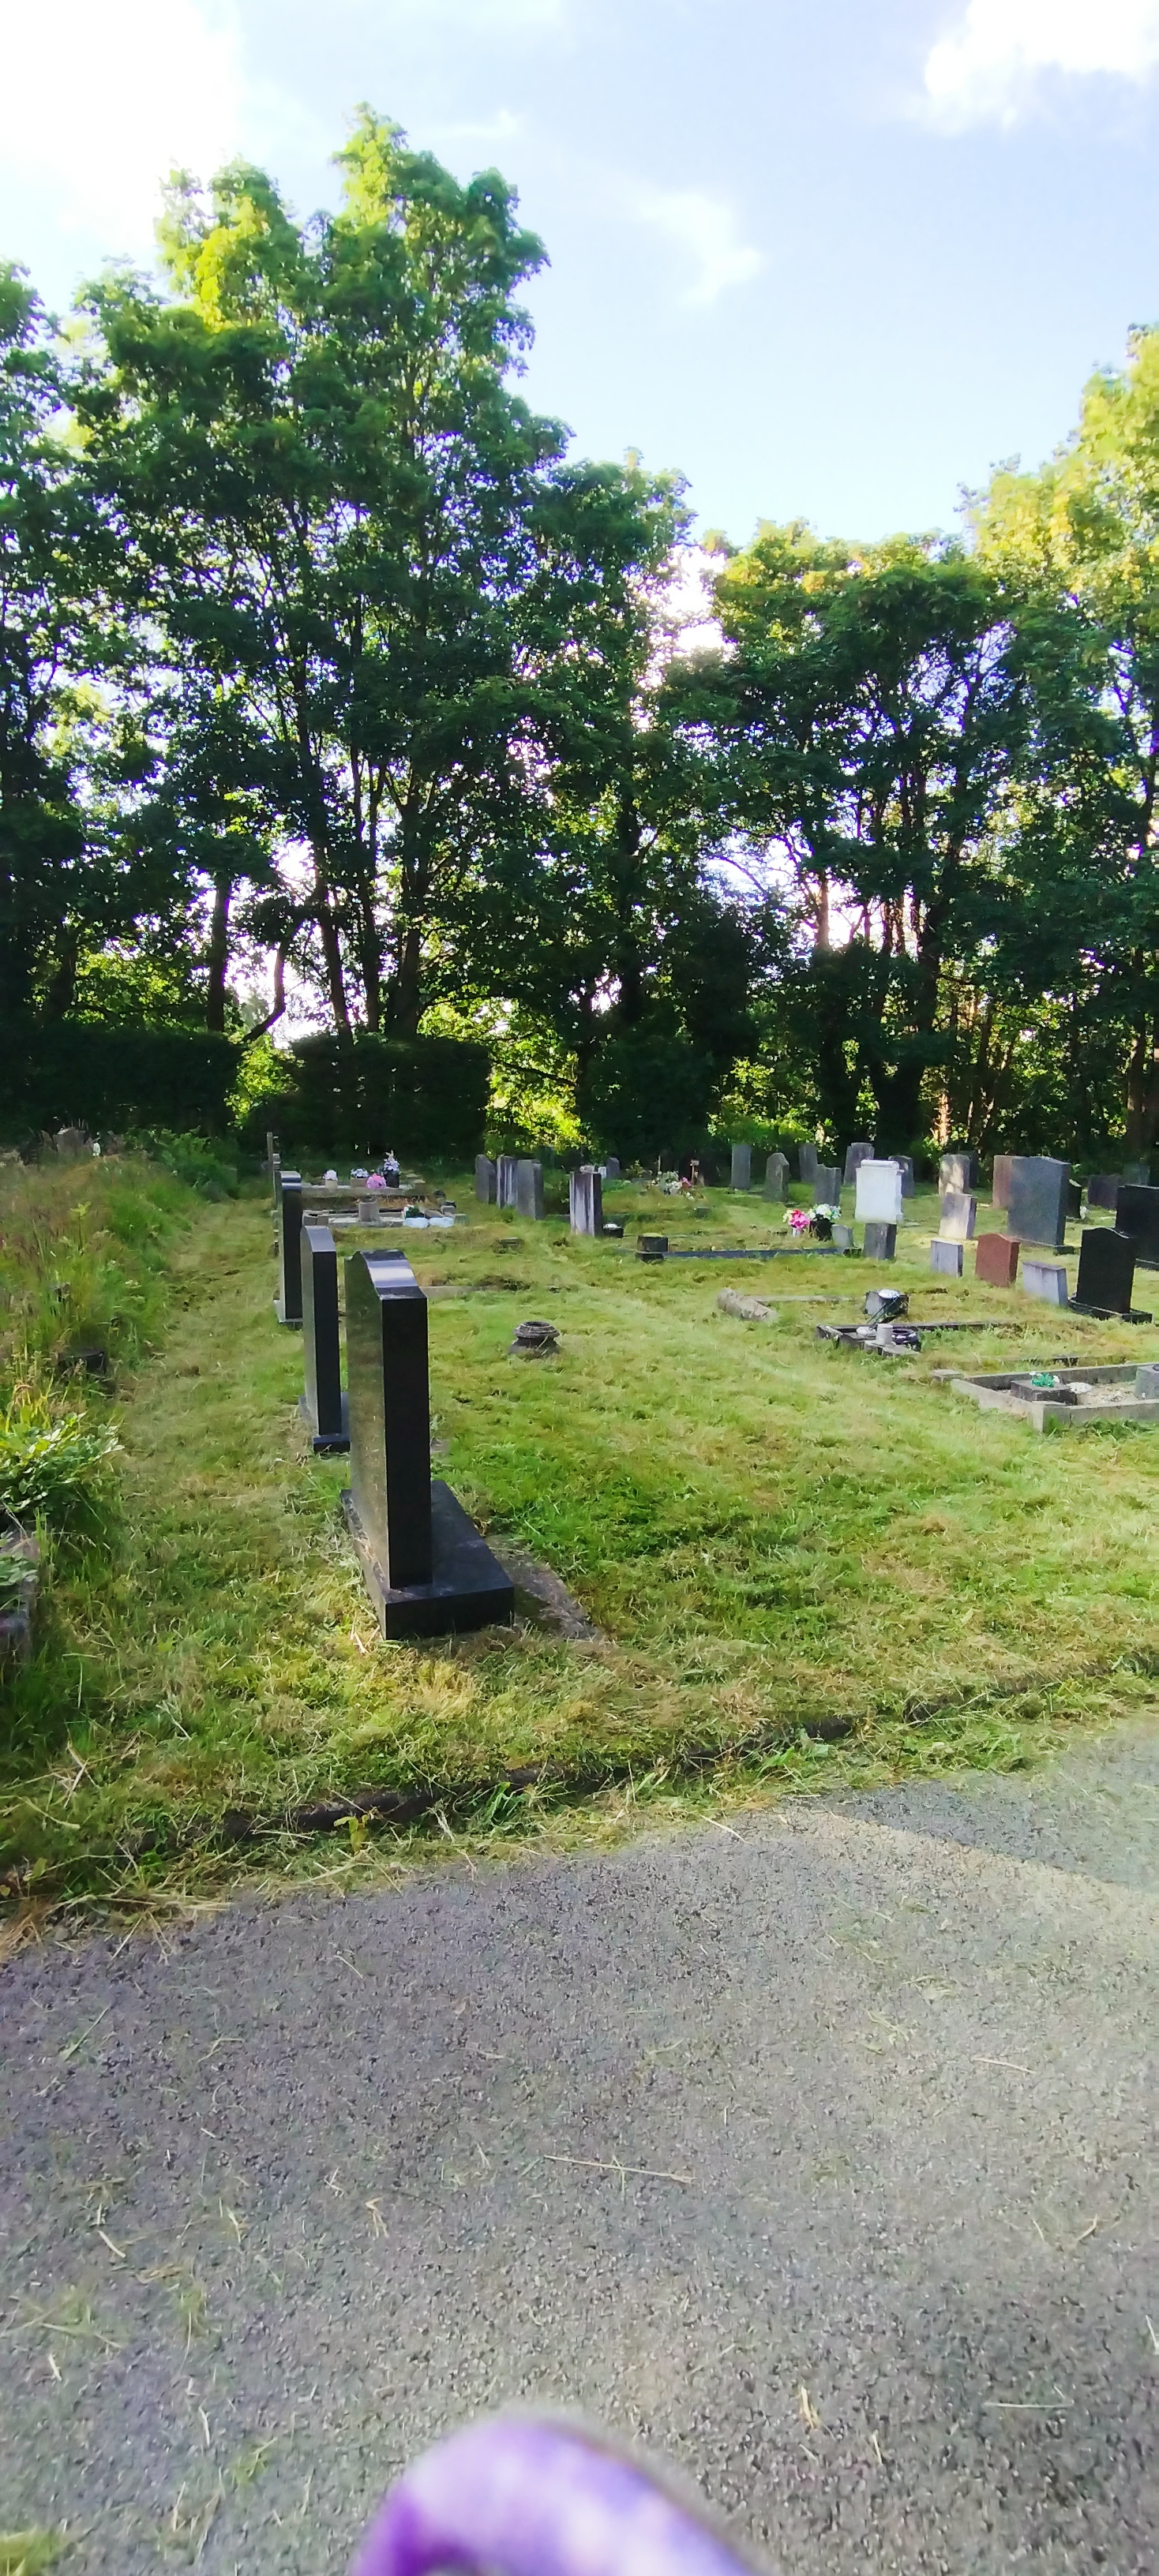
[1067,1179,1083,1220]
[991,1154,1014,1209]
[275,1173,304,1324]
[1115,1183,1159,1265]
[855,1160,904,1225]
[763,1152,788,1200]
[342,1250,514,1638]
[798,1141,819,1186]
[976,1233,1019,1288]
[265,1128,279,1178]
[1022,1260,1069,1306]
[1136,1362,1159,1397]
[930,1238,963,1276]
[892,1154,916,1197]
[1006,1155,1070,1249]
[514,1159,545,1220]
[863,1222,897,1260]
[569,1166,603,1235]
[730,1143,752,1190]
[843,1141,874,1185]
[54,1126,85,1160]
[940,1149,977,1193]
[300,1223,351,1451]
[1075,1227,1136,1316]
[939,1189,977,1240]
[815,1164,842,1203]
[475,1155,497,1204]
[832,1222,855,1252]
[496,1155,519,1210]
[604,1157,621,1178]
[1084,1174,1120,1211]
[1123,1161,1152,1186]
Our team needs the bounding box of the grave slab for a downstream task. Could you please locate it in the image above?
[855,1160,904,1224]
[975,1233,1019,1288]
[939,1190,977,1241]
[730,1144,752,1190]
[1074,1228,1136,1318]
[1022,1260,1069,1305]
[862,1222,897,1260]
[1006,1155,1070,1250]
[1115,1183,1159,1265]
[475,1155,497,1204]
[274,1174,303,1325]
[343,1250,513,1638]
[299,1223,350,1451]
[930,1237,963,1275]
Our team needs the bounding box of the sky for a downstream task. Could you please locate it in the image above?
[3,0,1159,544]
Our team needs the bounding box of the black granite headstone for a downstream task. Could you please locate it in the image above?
[275,1174,303,1325]
[342,1251,514,1638]
[1084,1174,1120,1211]
[1074,1228,1136,1317]
[1006,1155,1070,1250]
[299,1225,349,1451]
[1115,1184,1159,1267]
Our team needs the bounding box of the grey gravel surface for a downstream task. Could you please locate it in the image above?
[2,1724,1157,2576]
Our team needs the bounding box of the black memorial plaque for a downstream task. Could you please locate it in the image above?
[299,1224,348,1451]
[1115,1183,1159,1267]
[1073,1228,1137,1318]
[342,1250,513,1638]
[275,1174,303,1325]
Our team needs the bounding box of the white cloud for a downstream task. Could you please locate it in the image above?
[0,0,244,256]
[629,185,763,309]
[924,0,1159,125]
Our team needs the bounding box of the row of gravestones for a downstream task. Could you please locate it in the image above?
[474,1155,618,1235]
[926,1151,1159,1316]
[275,1192,515,1640]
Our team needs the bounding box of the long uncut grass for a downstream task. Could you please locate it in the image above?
[2,1170,1157,1911]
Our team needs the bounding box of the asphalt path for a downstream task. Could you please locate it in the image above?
[2,1724,1156,2576]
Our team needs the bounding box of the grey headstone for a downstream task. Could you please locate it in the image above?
[54,1126,85,1160]
[843,1141,874,1185]
[1067,1179,1083,1221]
[1116,1184,1159,1264]
[514,1159,544,1220]
[1006,1155,1070,1250]
[930,1237,963,1275]
[814,1165,841,1203]
[474,1155,497,1204]
[856,1161,904,1225]
[832,1222,854,1252]
[991,1154,1014,1209]
[1084,1174,1120,1211]
[939,1190,977,1241]
[940,1150,977,1193]
[1123,1161,1152,1186]
[1022,1260,1069,1306]
[603,1158,621,1179]
[730,1143,752,1191]
[798,1141,819,1185]
[569,1166,603,1236]
[862,1222,897,1261]
[496,1155,519,1210]
[265,1128,279,1178]
[301,1225,348,1450]
[763,1152,788,1201]
[275,1174,303,1324]
[891,1155,915,1198]
[1075,1228,1135,1316]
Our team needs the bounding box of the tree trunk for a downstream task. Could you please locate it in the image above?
[43,926,79,1021]
[204,878,232,1032]
[388,923,425,1037]
[1125,1009,1159,1154]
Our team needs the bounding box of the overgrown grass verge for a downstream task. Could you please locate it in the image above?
[2,1173,1157,1915]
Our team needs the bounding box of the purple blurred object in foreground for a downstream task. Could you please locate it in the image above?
[351,2417,763,2576]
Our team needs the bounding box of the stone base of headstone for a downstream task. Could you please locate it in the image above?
[298,1389,350,1454]
[975,1233,1019,1287]
[930,1238,963,1275]
[342,1483,514,1639]
[862,1222,897,1260]
[1022,1260,1069,1305]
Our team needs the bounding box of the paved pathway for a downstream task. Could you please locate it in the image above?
[2,1726,1156,2575]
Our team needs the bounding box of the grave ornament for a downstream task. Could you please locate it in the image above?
[343,1251,513,1638]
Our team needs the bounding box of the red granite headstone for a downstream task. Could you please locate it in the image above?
[975,1232,1019,1287]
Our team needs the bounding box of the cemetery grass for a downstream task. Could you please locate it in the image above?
[2,1179,1158,1916]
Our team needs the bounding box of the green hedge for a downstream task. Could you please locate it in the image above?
[252,1032,490,1166]
[0,1020,241,1142]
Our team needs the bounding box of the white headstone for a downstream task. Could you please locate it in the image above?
[855,1160,904,1225]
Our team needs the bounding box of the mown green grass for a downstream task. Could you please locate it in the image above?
[2,1170,1157,1914]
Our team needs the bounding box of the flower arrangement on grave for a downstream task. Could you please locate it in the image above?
[786,1207,811,1234]
[810,1201,839,1241]
[365,1171,387,1192]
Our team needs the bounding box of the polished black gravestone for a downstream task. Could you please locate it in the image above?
[1115,1183,1159,1267]
[298,1225,350,1452]
[1006,1155,1070,1251]
[274,1174,303,1325]
[1073,1228,1137,1318]
[341,1251,513,1638]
